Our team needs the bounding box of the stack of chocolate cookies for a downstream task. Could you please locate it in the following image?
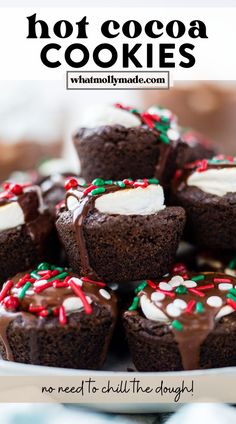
[0,102,235,372]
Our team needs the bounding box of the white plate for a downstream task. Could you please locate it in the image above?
[0,356,235,413]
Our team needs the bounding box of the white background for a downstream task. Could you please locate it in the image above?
[0,7,235,81]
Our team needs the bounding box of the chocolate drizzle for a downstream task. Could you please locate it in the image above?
[65,180,157,280]
[173,158,236,193]
[0,184,50,247]
[128,272,236,370]
[0,266,117,361]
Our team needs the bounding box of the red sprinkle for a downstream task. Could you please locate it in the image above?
[38,270,58,281]
[2,182,11,190]
[141,112,155,129]
[3,295,19,311]
[189,288,205,298]
[83,185,97,196]
[34,281,53,293]
[147,280,157,289]
[64,177,78,191]
[0,280,14,302]
[155,288,175,298]
[29,305,45,313]
[227,298,236,311]
[150,113,161,122]
[59,305,67,325]
[53,281,69,288]
[133,181,149,188]
[38,309,50,317]
[214,278,232,283]
[81,277,106,288]
[70,279,92,314]
[37,270,50,277]
[185,300,196,313]
[197,159,208,172]
[173,169,182,181]
[198,284,215,291]
[15,275,33,288]
[9,183,23,195]
[52,307,59,316]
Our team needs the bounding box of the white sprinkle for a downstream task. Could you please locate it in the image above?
[99,289,111,300]
[169,275,184,287]
[173,299,187,310]
[151,292,165,302]
[207,296,223,308]
[183,280,197,288]
[63,296,92,313]
[166,303,181,317]
[218,283,233,291]
[159,282,172,292]
[167,128,180,141]
[33,280,47,287]
[69,277,83,287]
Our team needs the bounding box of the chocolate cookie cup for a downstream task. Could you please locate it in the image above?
[123,272,236,371]
[0,182,55,283]
[73,104,181,187]
[172,156,236,250]
[39,173,79,216]
[0,263,117,369]
[56,177,186,283]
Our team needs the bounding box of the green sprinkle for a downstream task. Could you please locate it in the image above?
[48,272,68,282]
[161,116,170,123]
[226,293,236,302]
[30,271,41,280]
[50,265,64,272]
[92,178,105,186]
[115,181,126,188]
[175,285,187,294]
[37,262,50,271]
[192,275,205,282]
[196,302,204,314]
[91,187,106,196]
[159,133,169,144]
[228,258,236,270]
[135,281,147,294]
[172,320,183,331]
[229,287,236,296]
[128,296,139,311]
[18,282,31,299]
[155,123,168,132]
[148,178,159,185]
[104,180,113,185]
[130,108,138,114]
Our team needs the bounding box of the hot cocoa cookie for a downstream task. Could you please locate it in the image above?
[124,271,236,371]
[0,182,55,283]
[172,156,236,249]
[56,177,185,283]
[0,263,117,369]
[73,104,181,187]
